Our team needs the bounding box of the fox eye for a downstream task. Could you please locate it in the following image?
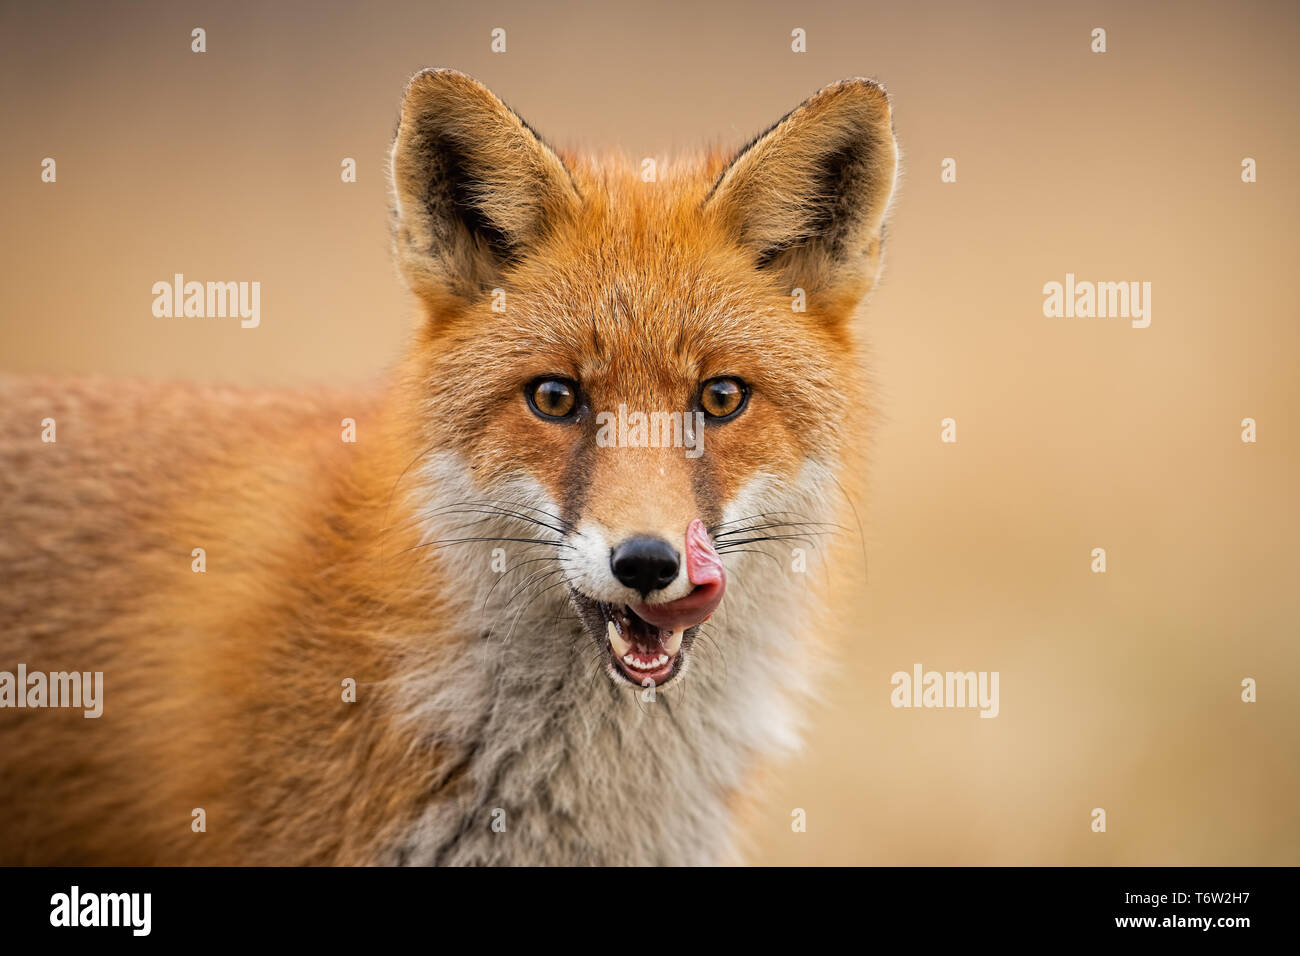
[699,377,748,421]
[526,377,579,421]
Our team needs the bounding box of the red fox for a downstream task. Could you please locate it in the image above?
[0,70,898,865]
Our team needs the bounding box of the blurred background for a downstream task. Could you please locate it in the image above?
[2,0,1297,864]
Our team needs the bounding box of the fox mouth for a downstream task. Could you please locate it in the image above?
[574,574,726,688]
[572,519,727,689]
[602,604,686,686]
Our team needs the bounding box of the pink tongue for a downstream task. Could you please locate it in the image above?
[630,519,726,631]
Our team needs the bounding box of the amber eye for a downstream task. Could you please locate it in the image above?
[526,377,578,421]
[699,377,748,421]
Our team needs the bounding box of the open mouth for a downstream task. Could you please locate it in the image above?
[579,570,726,688]
[603,604,685,685]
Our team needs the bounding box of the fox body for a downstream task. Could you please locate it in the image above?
[0,71,898,865]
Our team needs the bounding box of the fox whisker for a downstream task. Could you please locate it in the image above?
[713,520,845,538]
[715,531,833,549]
[714,547,785,570]
[707,510,811,533]
[481,555,565,608]
[409,501,573,537]
[400,536,574,557]
[499,567,569,614]
[496,578,571,645]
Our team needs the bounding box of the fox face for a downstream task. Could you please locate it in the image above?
[389,70,897,693]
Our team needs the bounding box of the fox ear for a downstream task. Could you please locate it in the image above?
[389,69,580,305]
[704,78,898,301]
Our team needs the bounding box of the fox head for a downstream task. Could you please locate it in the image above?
[388,69,897,691]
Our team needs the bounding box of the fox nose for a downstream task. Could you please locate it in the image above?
[610,537,680,596]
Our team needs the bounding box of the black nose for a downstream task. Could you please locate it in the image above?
[610,537,680,596]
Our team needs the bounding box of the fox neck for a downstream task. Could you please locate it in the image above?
[376,458,823,865]
[384,579,810,866]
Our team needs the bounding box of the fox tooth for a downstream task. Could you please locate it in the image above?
[607,620,631,658]
[665,628,684,655]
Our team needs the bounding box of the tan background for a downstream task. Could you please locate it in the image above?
[2,0,1297,864]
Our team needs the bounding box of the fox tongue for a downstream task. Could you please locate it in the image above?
[630,519,726,631]
[684,518,724,586]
